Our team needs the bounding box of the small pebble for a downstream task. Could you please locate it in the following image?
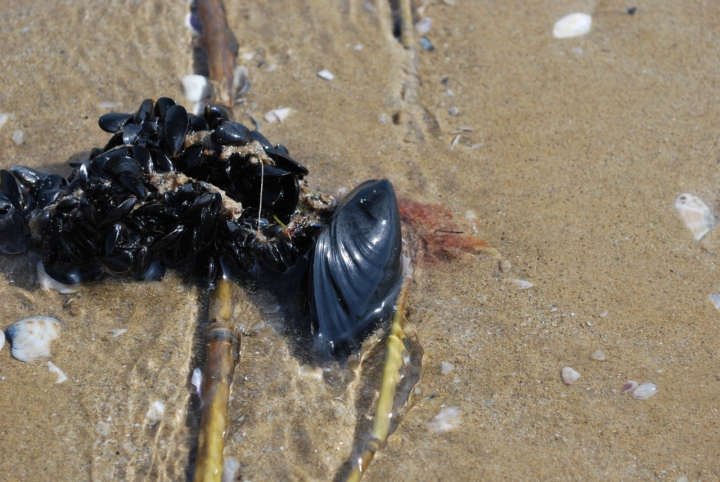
[448,106,459,116]
[317,69,335,81]
[632,382,658,400]
[499,259,512,273]
[440,361,454,375]
[0,112,9,130]
[11,130,23,146]
[416,17,432,35]
[599,310,609,318]
[591,350,606,361]
[332,405,345,418]
[353,44,363,51]
[143,400,165,426]
[561,367,581,385]
[621,380,639,394]
[428,407,461,434]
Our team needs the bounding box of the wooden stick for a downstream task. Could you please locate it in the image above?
[194,279,236,482]
[196,0,237,106]
[398,0,416,48]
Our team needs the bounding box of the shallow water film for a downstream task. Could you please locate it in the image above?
[1,1,720,481]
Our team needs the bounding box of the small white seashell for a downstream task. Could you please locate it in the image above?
[6,316,62,362]
[98,101,122,109]
[591,350,607,361]
[440,361,454,375]
[506,279,533,290]
[222,456,241,482]
[191,367,203,400]
[0,112,9,130]
[709,294,720,310]
[143,400,165,426]
[0,329,4,352]
[263,107,292,124]
[37,261,76,294]
[427,407,461,434]
[599,310,609,318]
[553,13,592,39]
[499,259,512,273]
[109,328,127,337]
[632,382,658,400]
[415,17,432,35]
[675,193,715,241]
[621,380,639,394]
[181,75,211,103]
[317,69,335,81]
[561,367,581,384]
[11,129,23,146]
[448,106,459,116]
[47,361,67,384]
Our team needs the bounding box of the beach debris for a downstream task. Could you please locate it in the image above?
[591,350,607,361]
[37,261,77,294]
[263,107,292,124]
[185,12,202,36]
[233,66,250,97]
[11,130,23,146]
[98,101,122,109]
[109,329,127,337]
[428,407,461,434]
[420,37,435,51]
[674,193,715,241]
[599,310,609,318]
[143,400,165,426]
[416,17,432,35]
[561,367,581,385]
[222,457,241,482]
[505,279,533,290]
[709,294,720,310]
[191,367,203,400]
[499,259,512,273]
[621,380,639,394]
[317,69,335,81]
[440,361,454,375]
[0,330,4,352]
[448,106,459,116]
[0,113,9,130]
[631,382,658,400]
[553,13,592,39]
[353,44,363,51]
[181,74,211,103]
[96,421,111,436]
[402,254,413,278]
[5,316,61,362]
[627,7,637,15]
[47,361,67,384]
[450,134,461,150]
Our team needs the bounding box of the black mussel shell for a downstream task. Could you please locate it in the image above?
[249,130,272,150]
[211,121,250,146]
[134,98,155,125]
[10,165,46,188]
[265,147,308,175]
[163,104,189,157]
[310,179,403,355]
[98,112,134,133]
[204,103,234,127]
[155,97,176,118]
[0,193,28,254]
[188,114,209,133]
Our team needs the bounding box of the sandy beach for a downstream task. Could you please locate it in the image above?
[1,0,719,480]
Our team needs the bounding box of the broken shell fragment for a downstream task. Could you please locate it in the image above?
[37,261,76,294]
[505,278,533,290]
[0,329,4,352]
[6,316,61,362]
[427,407,461,434]
[144,400,165,426]
[591,350,607,361]
[632,382,658,400]
[675,193,715,241]
[561,367,581,385]
[621,380,639,394]
[553,13,592,39]
[317,69,335,81]
[263,107,292,124]
[47,361,67,384]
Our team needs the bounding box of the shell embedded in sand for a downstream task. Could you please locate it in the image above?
[553,13,592,39]
[675,193,715,241]
[6,316,61,362]
[591,350,607,361]
[0,329,5,352]
[561,367,581,384]
[47,361,67,384]
[631,382,659,400]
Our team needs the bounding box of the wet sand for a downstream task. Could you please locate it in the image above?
[1,0,719,480]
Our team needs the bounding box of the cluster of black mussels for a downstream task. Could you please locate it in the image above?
[0,97,403,355]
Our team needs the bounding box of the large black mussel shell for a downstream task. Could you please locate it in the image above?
[310,179,403,355]
[163,104,189,157]
[98,112,134,133]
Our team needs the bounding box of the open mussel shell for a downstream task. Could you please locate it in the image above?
[310,179,403,355]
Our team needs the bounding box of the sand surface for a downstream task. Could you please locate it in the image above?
[1,0,719,480]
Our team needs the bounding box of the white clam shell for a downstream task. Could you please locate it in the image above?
[181,74,211,103]
[675,193,715,241]
[553,13,592,39]
[561,367,581,384]
[632,382,659,400]
[6,316,61,362]
[0,329,5,352]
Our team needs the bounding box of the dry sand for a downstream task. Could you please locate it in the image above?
[1,0,719,480]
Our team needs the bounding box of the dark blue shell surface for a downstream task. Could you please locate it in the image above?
[311,179,403,355]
